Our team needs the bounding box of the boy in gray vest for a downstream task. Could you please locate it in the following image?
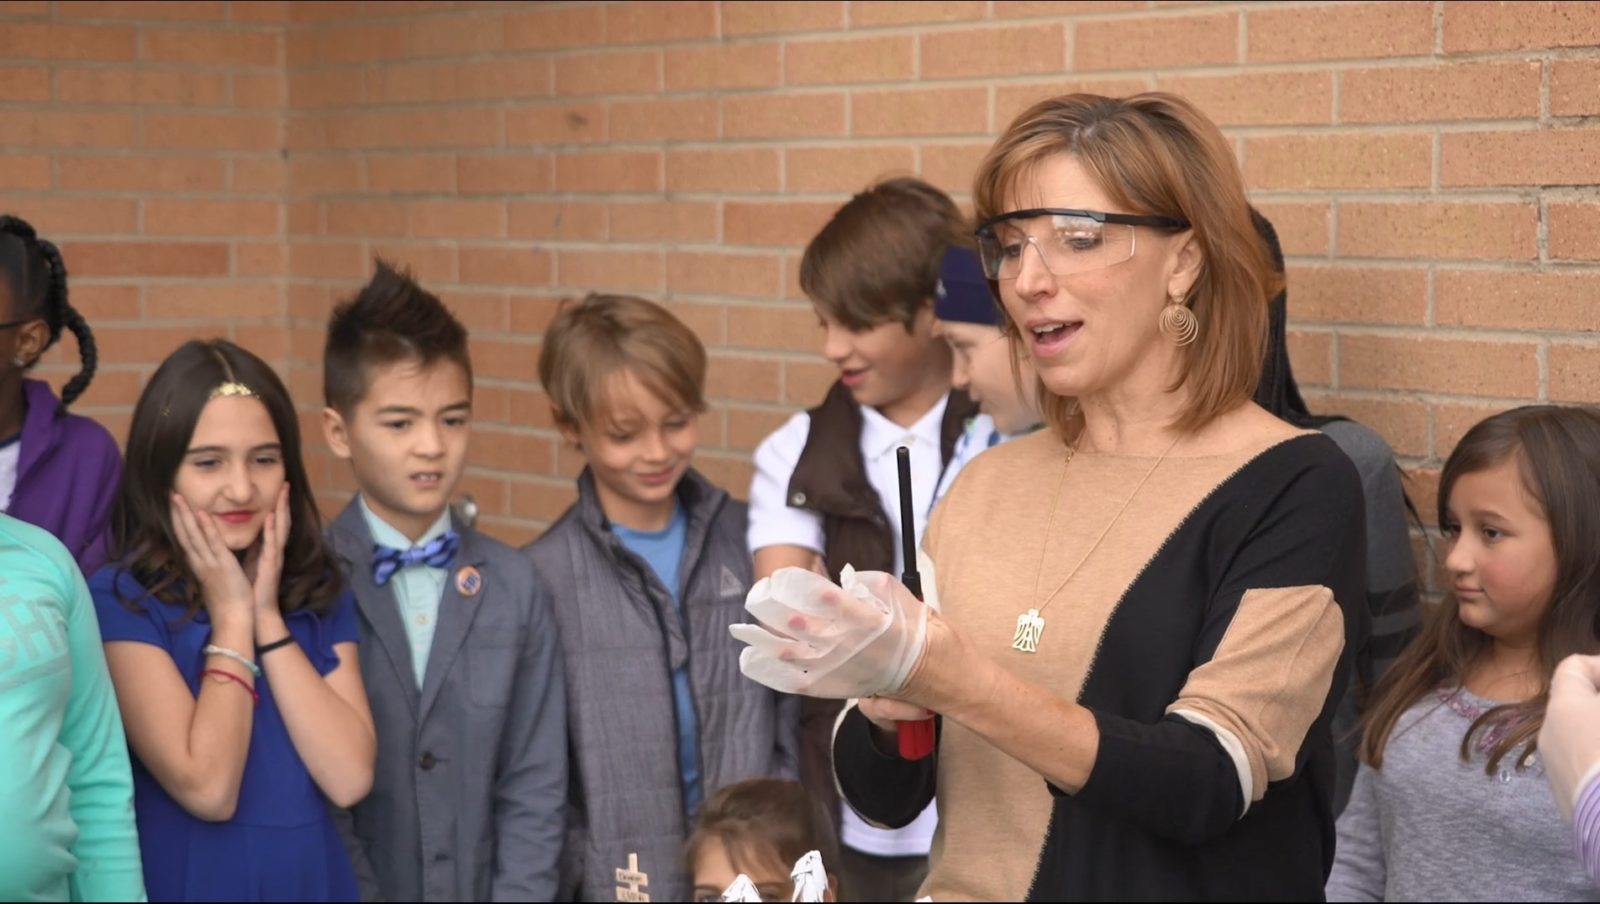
[525,294,799,902]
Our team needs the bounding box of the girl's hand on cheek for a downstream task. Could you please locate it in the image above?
[251,483,290,616]
[170,492,254,630]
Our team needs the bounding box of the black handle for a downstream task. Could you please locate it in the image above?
[896,446,922,600]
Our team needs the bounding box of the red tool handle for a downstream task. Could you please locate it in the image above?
[897,717,935,760]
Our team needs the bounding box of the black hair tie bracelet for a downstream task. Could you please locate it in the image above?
[256,636,296,656]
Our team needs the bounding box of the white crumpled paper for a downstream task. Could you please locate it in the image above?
[789,850,827,902]
[717,849,834,903]
[718,874,761,902]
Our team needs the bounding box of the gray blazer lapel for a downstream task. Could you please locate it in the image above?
[417,526,488,724]
[330,499,420,717]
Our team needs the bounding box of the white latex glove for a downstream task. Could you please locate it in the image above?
[1540,654,1600,824]
[730,564,930,699]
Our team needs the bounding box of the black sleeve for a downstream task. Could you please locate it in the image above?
[1065,440,1366,845]
[832,705,938,829]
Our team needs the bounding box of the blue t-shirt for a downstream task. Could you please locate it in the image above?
[613,505,703,818]
[90,566,360,902]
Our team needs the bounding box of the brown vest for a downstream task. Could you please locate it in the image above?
[786,380,977,582]
[784,381,977,838]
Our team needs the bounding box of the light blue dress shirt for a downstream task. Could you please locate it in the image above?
[360,495,452,689]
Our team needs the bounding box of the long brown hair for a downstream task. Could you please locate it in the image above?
[1360,405,1600,774]
[971,92,1277,441]
[109,338,343,619]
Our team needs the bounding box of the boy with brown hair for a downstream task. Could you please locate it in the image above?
[747,176,977,900]
[524,293,798,902]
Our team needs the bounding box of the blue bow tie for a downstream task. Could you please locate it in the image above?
[372,531,460,587]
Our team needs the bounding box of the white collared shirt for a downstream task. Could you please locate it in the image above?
[748,394,948,577]
[748,395,948,858]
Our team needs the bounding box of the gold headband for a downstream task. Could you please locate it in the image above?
[209,381,257,400]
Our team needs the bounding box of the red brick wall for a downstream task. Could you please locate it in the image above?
[4,0,289,446]
[11,0,1600,558]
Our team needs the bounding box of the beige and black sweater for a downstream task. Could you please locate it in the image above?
[834,429,1366,901]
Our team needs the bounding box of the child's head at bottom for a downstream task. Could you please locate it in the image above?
[685,778,839,903]
[538,293,707,529]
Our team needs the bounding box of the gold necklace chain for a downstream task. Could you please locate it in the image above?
[1012,433,1184,654]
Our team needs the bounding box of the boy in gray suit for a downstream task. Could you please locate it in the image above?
[321,261,566,901]
[524,294,799,902]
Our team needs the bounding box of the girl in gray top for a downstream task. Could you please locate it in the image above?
[1327,406,1600,902]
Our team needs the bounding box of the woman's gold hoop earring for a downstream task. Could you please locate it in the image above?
[1159,298,1198,346]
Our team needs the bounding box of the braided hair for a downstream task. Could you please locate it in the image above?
[0,214,97,410]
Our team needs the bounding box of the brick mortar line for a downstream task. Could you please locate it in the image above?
[1297,324,1599,341]
[1302,385,1537,405]
[280,42,1600,76]
[268,120,1596,149]
[1538,341,1550,401]
[11,14,1594,66]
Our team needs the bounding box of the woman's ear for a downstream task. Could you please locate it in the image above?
[1165,231,1204,302]
[825,874,839,902]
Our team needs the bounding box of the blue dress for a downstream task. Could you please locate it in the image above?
[90,566,360,903]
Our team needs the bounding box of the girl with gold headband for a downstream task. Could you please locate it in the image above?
[90,339,375,902]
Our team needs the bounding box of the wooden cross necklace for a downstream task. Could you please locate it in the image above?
[1012,433,1183,654]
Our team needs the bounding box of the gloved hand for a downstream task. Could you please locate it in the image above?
[730,565,930,700]
[1540,653,1600,824]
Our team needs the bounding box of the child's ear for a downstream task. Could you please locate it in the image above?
[825,875,839,902]
[554,411,582,450]
[10,318,48,368]
[322,406,353,460]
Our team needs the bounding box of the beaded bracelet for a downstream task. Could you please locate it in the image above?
[201,668,259,706]
[202,644,261,678]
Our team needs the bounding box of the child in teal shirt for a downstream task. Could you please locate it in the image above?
[0,514,144,902]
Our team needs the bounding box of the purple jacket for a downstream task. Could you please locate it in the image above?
[5,379,121,575]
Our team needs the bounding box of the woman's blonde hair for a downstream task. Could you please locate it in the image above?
[972,92,1278,440]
